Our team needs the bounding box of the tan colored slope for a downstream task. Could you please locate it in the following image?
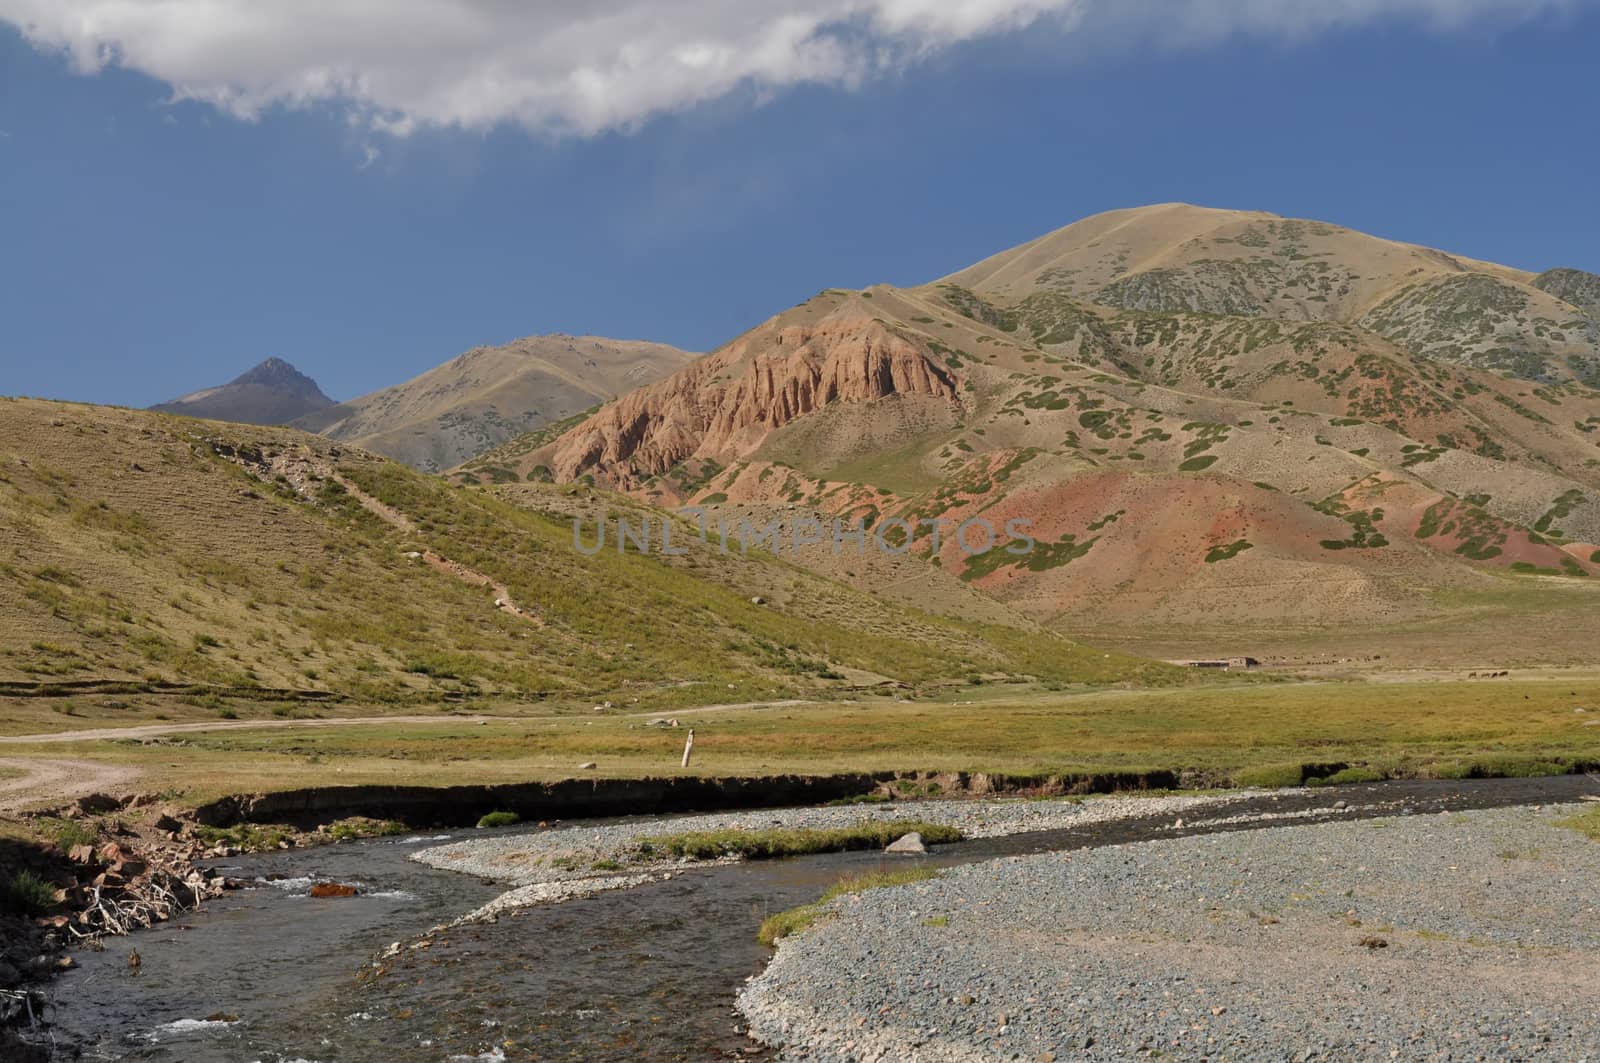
[943,204,1278,295]
[294,334,696,472]
[525,273,1600,554]
[933,203,1599,385]
[1075,310,1600,493]
[940,202,1531,316]
[513,207,1600,502]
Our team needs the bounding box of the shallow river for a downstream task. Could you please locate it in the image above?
[45,776,1597,1062]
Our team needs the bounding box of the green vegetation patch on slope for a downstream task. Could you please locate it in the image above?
[1313,493,1390,551]
[1205,540,1254,564]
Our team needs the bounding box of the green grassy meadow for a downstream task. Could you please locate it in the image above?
[6,677,1596,805]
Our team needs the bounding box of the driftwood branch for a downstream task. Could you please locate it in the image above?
[65,859,226,944]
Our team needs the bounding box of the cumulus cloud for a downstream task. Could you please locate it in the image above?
[0,0,1585,136]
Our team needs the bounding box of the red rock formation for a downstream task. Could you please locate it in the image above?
[547,312,959,485]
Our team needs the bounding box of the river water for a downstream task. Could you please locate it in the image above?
[44,777,1597,1062]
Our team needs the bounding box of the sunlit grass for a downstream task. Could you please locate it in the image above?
[759,867,941,947]
[1557,806,1600,841]
[7,677,1595,804]
[638,821,961,860]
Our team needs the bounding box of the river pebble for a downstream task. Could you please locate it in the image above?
[738,805,1600,1061]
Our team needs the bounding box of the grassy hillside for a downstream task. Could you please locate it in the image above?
[0,398,1163,727]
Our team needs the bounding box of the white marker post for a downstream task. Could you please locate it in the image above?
[681,728,695,769]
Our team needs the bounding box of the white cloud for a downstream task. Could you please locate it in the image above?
[0,0,1585,137]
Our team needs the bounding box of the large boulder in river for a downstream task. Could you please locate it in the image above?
[308,882,358,898]
[885,832,927,854]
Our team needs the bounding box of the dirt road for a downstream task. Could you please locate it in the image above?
[0,700,818,811]
[0,757,142,814]
[0,713,507,746]
[0,701,819,745]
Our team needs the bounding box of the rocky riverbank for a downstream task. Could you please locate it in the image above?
[738,803,1600,1061]
[1,792,245,1058]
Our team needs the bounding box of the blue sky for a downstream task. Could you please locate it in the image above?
[2,1,1598,408]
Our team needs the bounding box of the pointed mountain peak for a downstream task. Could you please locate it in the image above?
[150,358,334,426]
[229,358,330,400]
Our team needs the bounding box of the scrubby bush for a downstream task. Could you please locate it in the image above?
[43,817,98,850]
[1423,756,1570,780]
[195,824,293,852]
[1557,807,1600,840]
[476,811,521,829]
[0,870,58,917]
[826,793,892,807]
[328,817,409,842]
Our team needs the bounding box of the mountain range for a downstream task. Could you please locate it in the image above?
[151,336,696,472]
[458,204,1600,659]
[49,203,1600,668]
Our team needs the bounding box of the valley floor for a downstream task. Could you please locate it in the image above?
[1,675,1599,810]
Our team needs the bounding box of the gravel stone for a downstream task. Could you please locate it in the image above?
[738,805,1600,1061]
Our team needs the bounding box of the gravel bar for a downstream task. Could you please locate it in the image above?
[412,792,1254,889]
[739,804,1600,1062]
